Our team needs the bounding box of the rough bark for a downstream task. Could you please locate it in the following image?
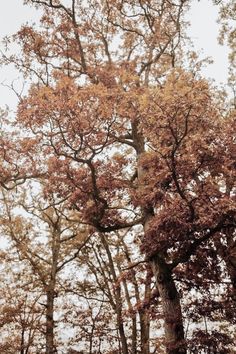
[151,256,186,354]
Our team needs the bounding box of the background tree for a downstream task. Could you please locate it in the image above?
[0,250,44,354]
[0,186,91,354]
[59,229,161,354]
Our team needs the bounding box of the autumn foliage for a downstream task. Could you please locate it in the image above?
[0,0,235,354]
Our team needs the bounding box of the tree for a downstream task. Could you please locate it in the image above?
[0,259,44,354]
[0,186,91,354]
[67,230,160,354]
[1,0,235,353]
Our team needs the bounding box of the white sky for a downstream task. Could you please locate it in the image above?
[0,0,230,111]
[187,0,229,83]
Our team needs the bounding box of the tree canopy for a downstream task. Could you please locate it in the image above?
[0,1,235,353]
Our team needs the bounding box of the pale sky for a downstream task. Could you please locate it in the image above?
[0,0,230,111]
[187,0,229,83]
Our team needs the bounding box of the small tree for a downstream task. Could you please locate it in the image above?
[0,186,91,354]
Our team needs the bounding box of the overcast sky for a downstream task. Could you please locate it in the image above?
[0,0,230,111]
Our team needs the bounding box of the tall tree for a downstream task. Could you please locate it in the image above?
[1,1,235,353]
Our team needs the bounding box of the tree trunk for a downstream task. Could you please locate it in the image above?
[132,119,186,353]
[151,256,186,354]
[227,259,236,301]
[121,276,137,354]
[121,239,139,354]
[100,234,129,354]
[46,289,55,354]
[20,328,25,354]
[140,278,151,354]
[140,311,150,354]
[117,311,129,354]
[225,228,236,302]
